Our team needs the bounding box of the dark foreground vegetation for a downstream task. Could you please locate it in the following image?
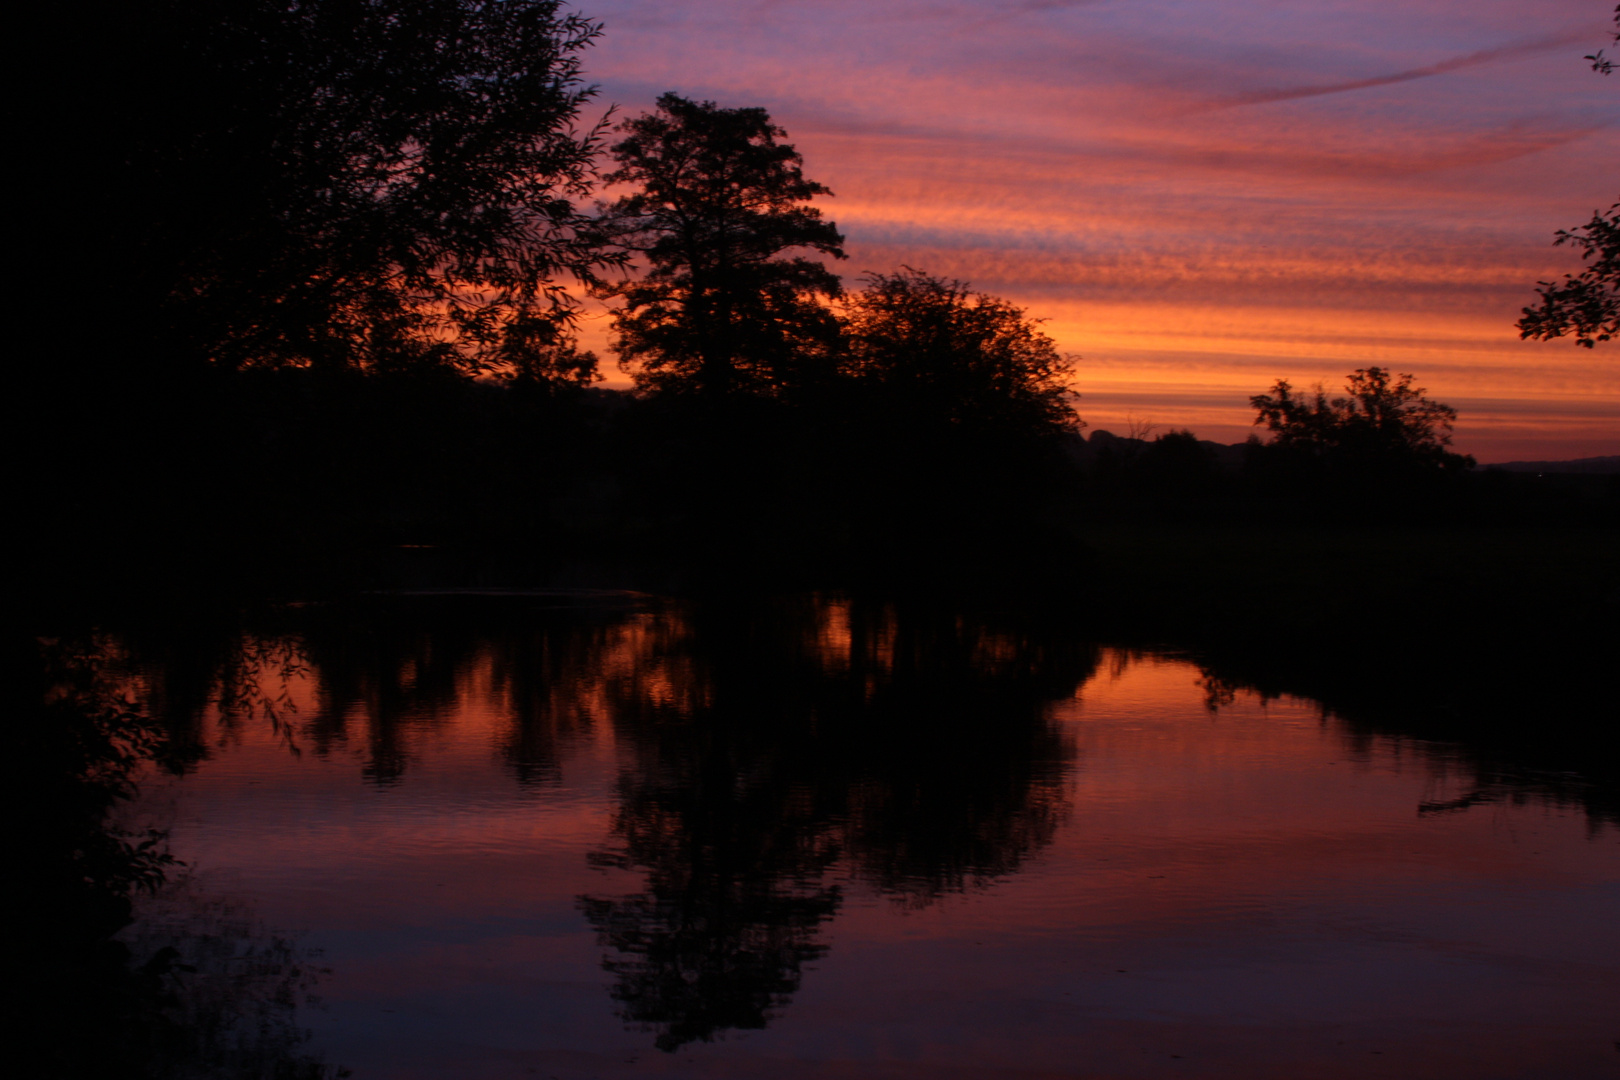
[24,362,1620,597]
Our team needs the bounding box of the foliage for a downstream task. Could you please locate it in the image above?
[838,269,1080,434]
[599,94,846,398]
[1517,202,1619,348]
[1249,367,1474,471]
[87,0,614,376]
[1585,4,1618,74]
[492,315,603,389]
[1517,6,1617,348]
[22,636,344,1079]
[29,639,176,923]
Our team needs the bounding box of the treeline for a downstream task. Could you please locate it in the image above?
[23,1,1614,598]
[30,366,1614,604]
[32,359,1087,593]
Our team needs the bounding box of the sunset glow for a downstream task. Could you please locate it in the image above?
[579,0,1618,460]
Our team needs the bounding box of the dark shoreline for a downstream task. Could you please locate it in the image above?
[25,518,1618,814]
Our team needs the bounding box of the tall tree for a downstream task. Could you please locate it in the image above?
[1516,5,1618,349]
[61,0,614,377]
[599,94,846,398]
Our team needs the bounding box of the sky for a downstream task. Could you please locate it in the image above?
[569,0,1617,462]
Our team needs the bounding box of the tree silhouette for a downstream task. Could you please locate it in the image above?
[839,268,1080,433]
[599,94,846,398]
[1517,6,1617,348]
[1517,202,1619,349]
[577,598,1094,1050]
[79,0,614,376]
[1249,367,1473,471]
[1585,4,1618,74]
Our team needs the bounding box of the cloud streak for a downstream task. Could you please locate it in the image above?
[1206,31,1597,110]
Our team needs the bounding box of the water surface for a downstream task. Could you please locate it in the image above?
[117,595,1618,1078]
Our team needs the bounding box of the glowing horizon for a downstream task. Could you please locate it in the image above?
[573,0,1617,462]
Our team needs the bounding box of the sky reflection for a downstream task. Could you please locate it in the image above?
[118,599,1620,1078]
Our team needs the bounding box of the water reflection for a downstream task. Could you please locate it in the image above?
[118,874,337,1080]
[25,637,340,1080]
[1195,659,1619,828]
[87,596,1098,1051]
[102,595,1618,834]
[579,598,1094,1047]
[34,593,1619,1073]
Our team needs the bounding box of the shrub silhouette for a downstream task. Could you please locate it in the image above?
[1249,367,1474,473]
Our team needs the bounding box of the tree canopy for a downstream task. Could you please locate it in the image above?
[1516,5,1618,349]
[1249,367,1473,471]
[79,0,615,377]
[1586,4,1618,74]
[599,94,846,398]
[839,269,1080,435]
[1517,203,1619,349]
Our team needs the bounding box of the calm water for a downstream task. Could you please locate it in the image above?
[112,594,1618,1079]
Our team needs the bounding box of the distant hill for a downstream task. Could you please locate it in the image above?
[1485,456,1620,475]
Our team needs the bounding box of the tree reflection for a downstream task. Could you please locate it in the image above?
[118,875,338,1080]
[79,596,1097,1051]
[579,597,1098,1048]
[833,603,1082,902]
[23,635,341,1080]
[40,591,1615,1059]
[106,597,634,787]
[578,604,842,1049]
[1193,651,1619,827]
[580,800,839,1052]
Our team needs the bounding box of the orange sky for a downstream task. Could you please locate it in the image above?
[576,0,1618,461]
